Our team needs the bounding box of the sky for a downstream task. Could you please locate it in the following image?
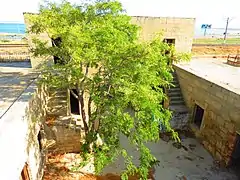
[0,0,240,29]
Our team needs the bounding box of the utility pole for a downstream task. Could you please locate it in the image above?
[223,17,230,44]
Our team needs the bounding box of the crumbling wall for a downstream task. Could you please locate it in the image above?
[47,118,82,153]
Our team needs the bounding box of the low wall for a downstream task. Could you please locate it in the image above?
[174,65,240,165]
[0,79,48,180]
[48,118,82,153]
[0,53,30,62]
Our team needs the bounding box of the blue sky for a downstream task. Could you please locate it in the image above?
[0,0,240,29]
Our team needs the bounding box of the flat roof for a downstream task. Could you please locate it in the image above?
[175,58,240,95]
[0,62,37,118]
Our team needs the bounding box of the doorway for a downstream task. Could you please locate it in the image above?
[231,134,240,165]
[70,89,80,115]
[193,104,204,128]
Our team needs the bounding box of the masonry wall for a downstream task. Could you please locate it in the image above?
[47,88,69,116]
[0,80,48,180]
[48,122,82,153]
[23,13,53,69]
[174,65,240,165]
[131,16,195,53]
[24,14,195,69]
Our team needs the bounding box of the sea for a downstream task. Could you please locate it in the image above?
[0,23,25,34]
[0,22,240,39]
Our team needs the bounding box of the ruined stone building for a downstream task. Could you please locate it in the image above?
[0,14,196,179]
[7,13,240,179]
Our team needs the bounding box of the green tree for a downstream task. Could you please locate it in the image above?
[27,0,188,179]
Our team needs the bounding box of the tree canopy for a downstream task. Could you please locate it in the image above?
[27,0,188,179]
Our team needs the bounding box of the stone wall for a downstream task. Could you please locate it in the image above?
[131,16,195,53]
[23,13,53,69]
[24,13,195,68]
[174,65,240,165]
[0,78,48,180]
[48,117,82,153]
[46,88,69,116]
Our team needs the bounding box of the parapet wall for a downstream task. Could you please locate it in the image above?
[0,78,48,180]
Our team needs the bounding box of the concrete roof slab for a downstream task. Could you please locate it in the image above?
[174,58,240,95]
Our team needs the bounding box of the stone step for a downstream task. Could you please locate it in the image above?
[172,84,180,88]
[170,100,185,106]
[169,105,188,113]
[169,96,184,102]
[168,91,182,97]
[168,87,181,92]
[172,79,178,84]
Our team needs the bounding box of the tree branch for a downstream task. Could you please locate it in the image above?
[70,89,79,99]
[88,96,92,122]
[80,63,90,87]
[79,91,89,134]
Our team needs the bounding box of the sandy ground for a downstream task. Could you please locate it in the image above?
[43,132,238,180]
[0,46,29,54]
[192,45,240,55]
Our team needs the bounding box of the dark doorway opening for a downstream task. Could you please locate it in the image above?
[231,134,240,165]
[163,38,175,46]
[37,131,42,151]
[20,163,30,180]
[193,104,204,128]
[70,89,80,115]
[231,134,240,178]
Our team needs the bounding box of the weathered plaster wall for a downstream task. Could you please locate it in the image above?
[131,16,195,52]
[174,65,240,165]
[0,79,48,180]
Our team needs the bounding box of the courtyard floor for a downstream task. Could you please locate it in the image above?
[43,131,238,180]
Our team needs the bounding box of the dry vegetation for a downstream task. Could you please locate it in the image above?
[192,45,240,55]
[43,153,155,180]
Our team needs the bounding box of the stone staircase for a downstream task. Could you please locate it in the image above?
[167,71,189,129]
[168,71,188,113]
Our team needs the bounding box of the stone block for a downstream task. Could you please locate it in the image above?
[219,130,226,138]
[234,99,240,108]
[227,96,235,105]
[207,144,216,155]
[216,151,223,161]
[224,122,235,134]
[216,141,223,150]
[216,116,225,126]
[208,98,222,111]
[229,111,240,122]
[202,140,209,149]
[228,135,236,145]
